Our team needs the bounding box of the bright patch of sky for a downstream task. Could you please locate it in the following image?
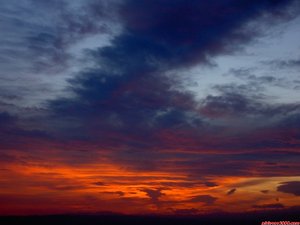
[185,14,300,104]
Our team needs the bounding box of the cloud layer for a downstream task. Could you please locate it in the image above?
[0,0,300,215]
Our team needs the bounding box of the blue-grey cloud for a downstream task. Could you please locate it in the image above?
[264,58,300,69]
[277,181,300,196]
[0,0,120,107]
[47,0,299,138]
[1,0,300,180]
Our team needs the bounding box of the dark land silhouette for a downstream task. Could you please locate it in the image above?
[1,208,299,225]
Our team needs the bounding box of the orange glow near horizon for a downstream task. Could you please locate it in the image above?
[1,151,299,215]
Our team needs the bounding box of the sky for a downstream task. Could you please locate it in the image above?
[0,0,300,216]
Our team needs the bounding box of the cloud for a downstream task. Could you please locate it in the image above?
[171,208,200,215]
[277,181,300,196]
[0,112,16,128]
[101,191,125,197]
[227,188,237,196]
[200,92,261,118]
[228,67,299,91]
[264,58,300,69]
[189,195,217,205]
[115,191,125,197]
[1,0,300,216]
[252,203,285,209]
[40,0,300,179]
[50,185,85,191]
[0,0,120,107]
[140,188,164,206]
[120,0,297,68]
[92,182,105,186]
[204,182,219,187]
[47,0,299,132]
[201,80,300,120]
[1,1,300,215]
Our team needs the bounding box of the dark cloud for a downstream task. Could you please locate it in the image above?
[261,190,269,194]
[120,0,296,68]
[201,80,300,119]
[1,0,300,215]
[0,0,120,107]
[229,68,275,83]
[0,0,300,207]
[0,112,23,149]
[227,188,237,196]
[228,67,298,90]
[189,195,218,205]
[140,188,164,206]
[101,191,125,197]
[252,203,285,209]
[277,181,300,196]
[200,92,261,118]
[92,182,105,186]
[40,1,300,181]
[204,182,219,187]
[171,208,200,215]
[50,185,85,191]
[264,58,300,69]
[48,0,298,132]
[115,191,125,197]
[0,112,16,127]
[0,0,117,71]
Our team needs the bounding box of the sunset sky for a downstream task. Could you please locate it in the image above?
[0,0,300,216]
